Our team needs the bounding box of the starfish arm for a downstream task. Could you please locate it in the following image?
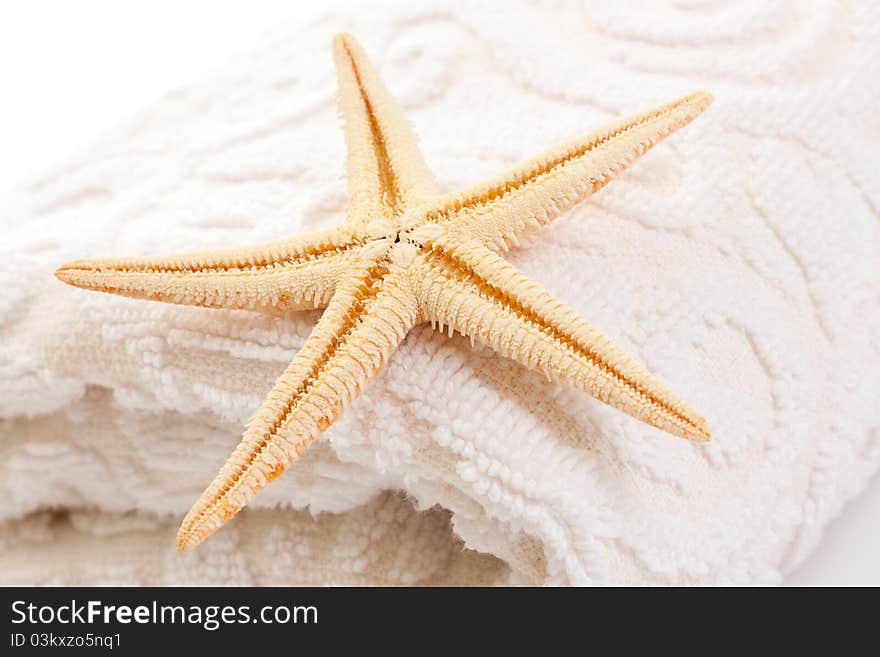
[333,33,438,224]
[414,239,710,442]
[428,92,712,251]
[55,228,363,313]
[175,261,418,550]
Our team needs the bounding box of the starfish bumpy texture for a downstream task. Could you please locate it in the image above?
[56,34,712,551]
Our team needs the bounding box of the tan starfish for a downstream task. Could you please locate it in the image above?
[55,34,712,551]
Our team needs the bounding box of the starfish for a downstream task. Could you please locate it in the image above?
[55,34,712,551]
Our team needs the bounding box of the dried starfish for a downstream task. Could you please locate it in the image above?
[56,34,712,551]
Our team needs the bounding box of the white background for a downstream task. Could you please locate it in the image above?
[0,1,876,585]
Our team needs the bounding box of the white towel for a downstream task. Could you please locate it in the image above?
[1,0,878,585]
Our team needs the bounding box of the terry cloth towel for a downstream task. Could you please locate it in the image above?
[1,0,878,585]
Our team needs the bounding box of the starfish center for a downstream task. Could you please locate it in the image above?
[364,217,396,240]
[389,238,419,266]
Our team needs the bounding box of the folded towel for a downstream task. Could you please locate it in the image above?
[1,0,878,585]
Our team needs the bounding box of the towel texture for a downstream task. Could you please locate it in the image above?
[1,0,878,585]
